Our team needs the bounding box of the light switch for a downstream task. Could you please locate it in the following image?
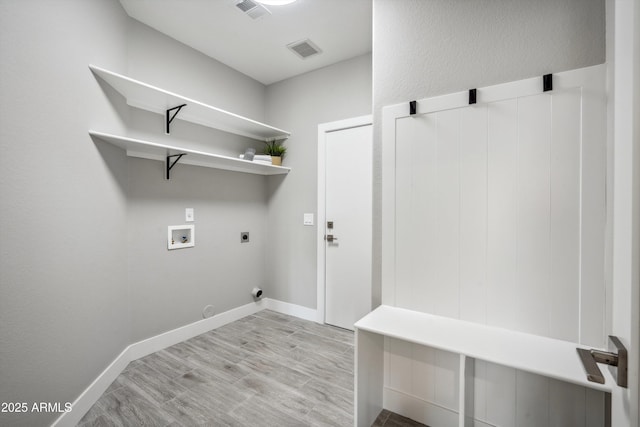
[303,213,314,226]
[185,208,194,222]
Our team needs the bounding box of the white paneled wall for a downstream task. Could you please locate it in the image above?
[383,65,607,426]
[384,338,460,426]
[383,342,607,427]
[394,87,604,343]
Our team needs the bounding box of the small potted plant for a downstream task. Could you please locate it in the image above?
[263,140,287,166]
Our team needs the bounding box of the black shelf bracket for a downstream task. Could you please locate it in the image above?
[409,100,417,115]
[166,153,186,180]
[543,74,553,92]
[469,89,477,105]
[166,103,187,134]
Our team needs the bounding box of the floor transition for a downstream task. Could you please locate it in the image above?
[77,310,426,427]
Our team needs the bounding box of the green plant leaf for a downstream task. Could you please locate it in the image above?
[263,140,287,158]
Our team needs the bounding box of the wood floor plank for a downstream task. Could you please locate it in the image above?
[77,404,109,427]
[188,333,252,364]
[236,373,315,419]
[172,367,235,393]
[137,349,194,380]
[183,350,253,384]
[229,395,308,427]
[240,333,299,361]
[177,370,254,413]
[290,329,352,357]
[96,383,178,427]
[288,344,354,374]
[125,362,188,404]
[302,378,353,415]
[161,389,240,426]
[306,405,353,427]
[238,353,312,389]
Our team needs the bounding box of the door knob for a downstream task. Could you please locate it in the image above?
[325,234,338,243]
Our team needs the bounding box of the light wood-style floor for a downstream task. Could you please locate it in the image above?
[77,310,426,427]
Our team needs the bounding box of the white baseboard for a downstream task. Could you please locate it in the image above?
[264,298,318,322]
[127,299,267,361]
[52,347,131,427]
[52,298,315,427]
[383,387,459,427]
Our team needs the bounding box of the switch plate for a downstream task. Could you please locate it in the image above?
[185,208,194,222]
[303,213,314,226]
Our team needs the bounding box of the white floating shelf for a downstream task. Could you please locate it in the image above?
[89,131,291,176]
[89,64,290,141]
[355,305,614,392]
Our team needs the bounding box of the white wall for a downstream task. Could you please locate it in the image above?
[122,20,271,342]
[0,2,276,424]
[0,3,371,424]
[0,1,130,426]
[127,160,269,341]
[264,54,372,309]
[127,20,266,124]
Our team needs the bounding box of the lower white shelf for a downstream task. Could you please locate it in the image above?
[354,305,614,427]
[89,131,291,176]
[355,305,613,392]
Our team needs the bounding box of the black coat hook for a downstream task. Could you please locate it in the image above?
[469,89,477,105]
[543,74,553,92]
[409,100,417,115]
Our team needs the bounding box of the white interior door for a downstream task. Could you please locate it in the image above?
[323,123,372,330]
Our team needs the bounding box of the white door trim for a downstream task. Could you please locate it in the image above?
[317,115,373,324]
[610,0,639,424]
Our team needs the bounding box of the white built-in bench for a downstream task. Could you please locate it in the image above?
[354,305,614,427]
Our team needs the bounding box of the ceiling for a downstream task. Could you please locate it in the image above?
[119,0,372,85]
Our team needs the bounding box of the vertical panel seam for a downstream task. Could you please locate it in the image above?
[484,104,490,419]
[578,87,584,345]
[458,108,462,320]
[548,94,553,339]
[394,117,398,308]
[515,97,520,332]
[484,104,489,327]
[434,113,439,315]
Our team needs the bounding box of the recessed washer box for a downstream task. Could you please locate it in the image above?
[168,225,195,250]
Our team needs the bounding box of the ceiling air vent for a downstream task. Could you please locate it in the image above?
[235,0,271,20]
[287,39,322,59]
